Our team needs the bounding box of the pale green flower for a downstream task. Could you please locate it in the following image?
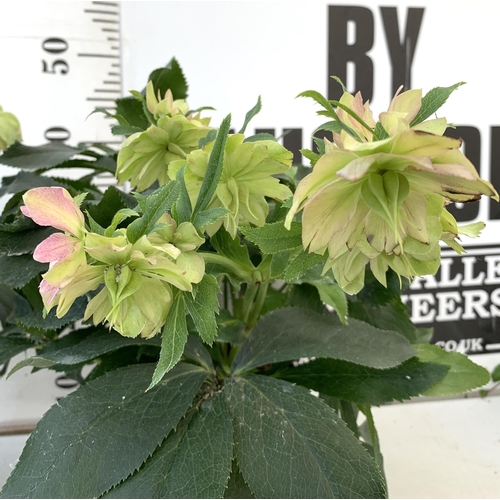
[116,114,211,192]
[287,88,499,293]
[169,134,293,237]
[0,105,22,151]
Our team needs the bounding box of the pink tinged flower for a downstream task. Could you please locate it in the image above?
[21,187,85,238]
[33,233,79,263]
[39,279,60,313]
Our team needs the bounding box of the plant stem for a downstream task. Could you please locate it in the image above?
[359,405,387,486]
[241,283,259,324]
[247,281,269,327]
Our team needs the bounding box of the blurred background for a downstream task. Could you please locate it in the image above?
[1,1,499,497]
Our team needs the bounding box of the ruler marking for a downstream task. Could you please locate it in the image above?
[108,72,120,76]
[102,28,119,32]
[103,80,120,84]
[84,9,119,15]
[78,53,119,59]
[94,89,121,93]
[112,63,121,67]
[111,46,119,50]
[92,19,119,24]
[92,1,119,5]
[87,97,119,102]
[107,37,119,41]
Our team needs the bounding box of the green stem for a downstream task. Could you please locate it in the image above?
[241,283,259,324]
[247,282,269,327]
[359,405,386,486]
[200,252,253,282]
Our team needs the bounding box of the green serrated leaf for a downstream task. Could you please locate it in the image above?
[415,344,490,396]
[270,250,289,278]
[0,142,80,170]
[86,185,137,228]
[149,291,188,390]
[300,148,320,166]
[225,375,386,499]
[232,307,416,375]
[283,251,324,282]
[193,207,230,231]
[0,226,55,256]
[314,120,345,135]
[224,460,256,499]
[276,357,449,405]
[315,283,348,324]
[243,133,277,143]
[174,165,192,224]
[240,220,302,254]
[0,254,47,289]
[104,393,232,499]
[16,296,87,332]
[115,96,149,131]
[0,285,31,325]
[210,228,255,272]
[238,96,262,134]
[126,181,181,244]
[148,57,189,100]
[0,363,207,499]
[0,171,67,197]
[192,114,231,219]
[411,82,465,126]
[185,274,220,344]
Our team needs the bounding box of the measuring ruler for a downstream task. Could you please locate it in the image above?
[0,0,123,432]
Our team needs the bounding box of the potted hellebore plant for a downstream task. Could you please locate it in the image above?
[0,58,497,499]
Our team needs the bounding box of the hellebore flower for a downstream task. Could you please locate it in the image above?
[116,84,212,192]
[0,105,22,150]
[22,187,87,290]
[170,134,293,237]
[81,220,205,338]
[287,88,499,294]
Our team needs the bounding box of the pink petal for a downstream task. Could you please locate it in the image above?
[22,187,84,236]
[33,233,77,263]
[39,279,60,311]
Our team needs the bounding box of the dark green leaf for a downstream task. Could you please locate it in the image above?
[198,129,217,149]
[16,296,87,332]
[126,181,181,243]
[148,57,188,100]
[232,307,416,375]
[210,229,254,273]
[86,186,137,228]
[276,357,449,405]
[238,96,262,134]
[0,336,34,367]
[0,255,47,289]
[301,148,321,166]
[415,344,491,396]
[0,285,31,324]
[374,122,389,140]
[411,82,465,126]
[240,221,302,254]
[0,142,80,170]
[0,227,55,256]
[286,283,324,313]
[115,97,149,131]
[0,363,207,499]
[314,120,345,134]
[215,310,246,345]
[149,291,188,389]
[192,114,231,219]
[0,171,67,197]
[105,393,232,499]
[9,327,160,375]
[225,375,386,499]
[183,334,214,371]
[224,460,256,499]
[185,274,220,344]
